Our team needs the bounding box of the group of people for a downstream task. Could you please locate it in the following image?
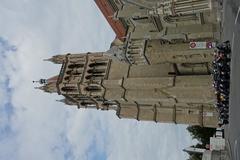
[212,41,231,126]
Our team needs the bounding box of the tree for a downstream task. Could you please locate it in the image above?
[187,125,216,146]
[186,126,216,160]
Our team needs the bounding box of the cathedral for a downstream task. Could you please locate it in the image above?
[36,0,222,128]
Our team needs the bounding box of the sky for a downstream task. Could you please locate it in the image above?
[0,1,194,160]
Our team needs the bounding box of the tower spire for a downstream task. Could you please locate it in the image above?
[43,58,53,62]
[32,79,47,84]
[43,55,66,64]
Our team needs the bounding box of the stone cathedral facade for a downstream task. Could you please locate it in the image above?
[37,0,222,128]
[38,49,218,128]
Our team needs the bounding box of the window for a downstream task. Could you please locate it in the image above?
[85,85,101,92]
[87,69,105,74]
[61,86,77,92]
[89,62,107,67]
[68,63,84,69]
[85,74,104,80]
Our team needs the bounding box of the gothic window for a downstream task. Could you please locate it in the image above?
[61,86,78,92]
[89,62,107,68]
[87,69,105,74]
[85,85,101,92]
[66,70,81,75]
[68,63,84,69]
[85,74,104,80]
[64,76,70,81]
[66,70,72,75]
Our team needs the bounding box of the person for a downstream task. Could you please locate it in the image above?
[220,113,229,120]
[222,118,229,124]
[213,41,232,126]
[219,84,229,91]
[216,41,231,54]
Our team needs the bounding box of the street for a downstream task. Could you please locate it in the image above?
[222,0,240,159]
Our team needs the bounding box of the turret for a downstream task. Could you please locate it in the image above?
[33,76,59,93]
[44,54,67,64]
[56,98,76,106]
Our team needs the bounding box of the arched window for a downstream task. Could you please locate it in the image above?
[85,74,104,80]
[66,70,81,75]
[66,70,72,75]
[64,76,70,81]
[68,63,84,69]
[89,62,107,67]
[61,86,78,92]
[87,69,105,74]
[85,85,101,92]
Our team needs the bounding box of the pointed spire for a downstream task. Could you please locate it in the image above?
[34,85,54,93]
[43,58,53,62]
[43,57,55,63]
[56,98,76,105]
[43,55,66,64]
[32,79,47,84]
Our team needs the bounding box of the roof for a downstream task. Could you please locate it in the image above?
[47,75,59,83]
[94,0,126,41]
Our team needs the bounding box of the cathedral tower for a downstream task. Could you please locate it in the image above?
[37,51,218,128]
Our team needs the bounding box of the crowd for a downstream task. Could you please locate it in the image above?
[212,41,231,127]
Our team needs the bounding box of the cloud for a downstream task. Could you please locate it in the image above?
[0,1,193,160]
[0,37,18,160]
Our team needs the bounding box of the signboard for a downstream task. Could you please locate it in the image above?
[189,42,216,49]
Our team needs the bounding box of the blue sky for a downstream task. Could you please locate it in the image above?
[0,1,194,160]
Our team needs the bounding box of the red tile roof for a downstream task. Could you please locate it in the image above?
[95,0,126,41]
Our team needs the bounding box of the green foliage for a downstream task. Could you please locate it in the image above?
[186,126,216,160]
[187,125,216,146]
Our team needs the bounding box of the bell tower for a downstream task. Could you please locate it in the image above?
[38,51,218,128]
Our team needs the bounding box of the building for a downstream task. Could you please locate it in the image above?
[94,0,220,67]
[37,50,218,128]
[95,0,220,42]
[202,150,229,160]
[183,139,229,160]
[36,0,222,128]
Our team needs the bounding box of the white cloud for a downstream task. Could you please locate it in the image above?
[0,1,193,160]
